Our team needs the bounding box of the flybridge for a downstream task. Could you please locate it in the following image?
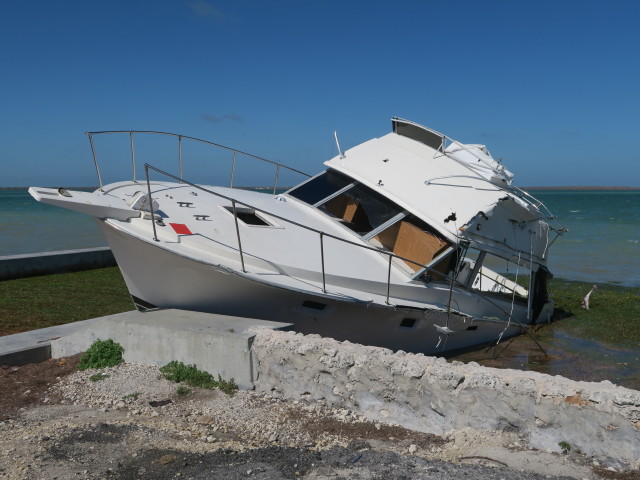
[392,117,514,186]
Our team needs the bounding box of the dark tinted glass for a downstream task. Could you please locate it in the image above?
[393,119,443,150]
[287,170,352,205]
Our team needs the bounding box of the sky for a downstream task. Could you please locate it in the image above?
[1,0,639,187]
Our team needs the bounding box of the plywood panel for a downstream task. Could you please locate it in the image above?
[393,221,448,272]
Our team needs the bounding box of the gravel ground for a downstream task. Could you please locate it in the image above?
[1,361,636,480]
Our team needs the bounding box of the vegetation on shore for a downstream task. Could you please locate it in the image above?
[77,338,125,370]
[0,267,132,336]
[0,267,637,350]
[160,360,238,395]
[550,279,640,347]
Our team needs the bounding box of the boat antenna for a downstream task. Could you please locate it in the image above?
[334,131,345,159]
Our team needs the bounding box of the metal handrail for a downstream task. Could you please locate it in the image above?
[85,130,311,192]
[142,163,537,334]
[394,118,565,236]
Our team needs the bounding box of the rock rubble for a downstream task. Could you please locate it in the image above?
[0,361,618,480]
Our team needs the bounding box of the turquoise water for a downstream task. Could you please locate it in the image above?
[533,190,639,287]
[0,189,106,256]
[1,188,639,287]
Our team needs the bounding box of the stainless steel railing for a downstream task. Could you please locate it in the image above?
[85,130,311,193]
[142,163,541,342]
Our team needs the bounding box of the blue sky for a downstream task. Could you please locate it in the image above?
[1,0,639,187]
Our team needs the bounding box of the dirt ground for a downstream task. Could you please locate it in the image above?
[1,358,639,480]
[0,354,81,421]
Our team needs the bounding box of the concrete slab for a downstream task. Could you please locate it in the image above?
[0,316,114,366]
[51,309,293,389]
[0,247,116,280]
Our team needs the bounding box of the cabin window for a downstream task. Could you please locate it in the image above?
[287,170,352,205]
[461,248,529,301]
[371,215,451,273]
[223,206,273,226]
[399,318,416,329]
[301,300,327,310]
[317,183,403,235]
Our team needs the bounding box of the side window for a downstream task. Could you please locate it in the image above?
[318,184,403,235]
[287,170,352,205]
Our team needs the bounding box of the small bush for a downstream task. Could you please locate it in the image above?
[77,339,124,370]
[217,375,239,396]
[176,386,191,396]
[558,441,571,454]
[122,392,142,400]
[160,361,238,395]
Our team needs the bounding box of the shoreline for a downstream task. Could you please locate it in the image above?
[3,185,640,191]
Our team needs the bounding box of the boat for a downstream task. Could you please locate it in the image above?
[28,117,563,354]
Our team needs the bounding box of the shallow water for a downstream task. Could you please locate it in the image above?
[533,190,640,287]
[449,321,640,390]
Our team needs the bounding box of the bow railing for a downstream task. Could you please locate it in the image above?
[85,130,311,194]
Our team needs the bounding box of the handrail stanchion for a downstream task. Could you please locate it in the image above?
[144,165,159,242]
[230,151,237,188]
[385,254,392,304]
[232,200,246,272]
[88,133,104,191]
[273,164,280,195]
[130,131,136,183]
[178,135,183,183]
[319,232,326,293]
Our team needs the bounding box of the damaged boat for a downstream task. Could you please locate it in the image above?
[29,117,563,354]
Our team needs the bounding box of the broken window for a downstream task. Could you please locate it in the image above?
[371,215,452,274]
[318,183,404,235]
[460,248,529,301]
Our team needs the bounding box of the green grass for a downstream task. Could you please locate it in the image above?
[77,338,125,370]
[549,279,640,347]
[0,267,133,336]
[160,361,238,395]
[1,266,637,356]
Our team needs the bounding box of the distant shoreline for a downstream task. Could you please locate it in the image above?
[522,186,640,191]
[2,185,640,191]
[0,186,99,191]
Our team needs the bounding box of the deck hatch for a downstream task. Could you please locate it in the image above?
[223,206,273,226]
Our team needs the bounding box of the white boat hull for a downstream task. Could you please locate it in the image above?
[98,220,527,355]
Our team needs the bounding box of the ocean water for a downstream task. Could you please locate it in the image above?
[533,190,640,287]
[1,188,638,287]
[0,189,107,256]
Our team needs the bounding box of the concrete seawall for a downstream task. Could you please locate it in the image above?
[252,330,640,469]
[0,247,116,280]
